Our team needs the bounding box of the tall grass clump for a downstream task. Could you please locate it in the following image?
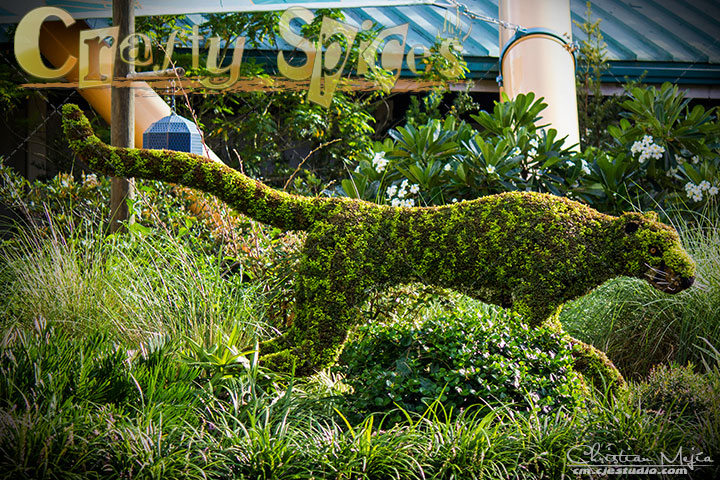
[1,216,111,333]
[0,217,266,349]
[561,205,720,378]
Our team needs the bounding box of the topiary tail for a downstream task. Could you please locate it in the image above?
[61,103,325,231]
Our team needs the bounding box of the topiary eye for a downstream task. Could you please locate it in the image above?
[649,246,661,256]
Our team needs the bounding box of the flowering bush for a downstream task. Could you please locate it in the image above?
[340,84,719,214]
[338,93,586,207]
[606,83,720,209]
[337,301,585,423]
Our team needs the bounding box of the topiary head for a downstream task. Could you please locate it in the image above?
[614,212,695,294]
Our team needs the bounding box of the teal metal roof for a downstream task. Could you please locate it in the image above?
[3,1,717,85]
[235,0,720,85]
[333,0,720,84]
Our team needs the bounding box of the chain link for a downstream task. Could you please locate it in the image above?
[435,0,527,32]
[0,48,78,163]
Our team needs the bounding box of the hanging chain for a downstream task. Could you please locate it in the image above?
[435,0,527,32]
[170,78,177,114]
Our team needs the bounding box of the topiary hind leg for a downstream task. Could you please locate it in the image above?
[569,339,625,391]
[259,226,371,376]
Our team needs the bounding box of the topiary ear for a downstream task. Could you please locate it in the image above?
[644,211,659,222]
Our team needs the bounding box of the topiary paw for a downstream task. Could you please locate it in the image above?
[570,338,625,391]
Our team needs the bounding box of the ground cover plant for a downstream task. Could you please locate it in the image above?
[337,298,586,423]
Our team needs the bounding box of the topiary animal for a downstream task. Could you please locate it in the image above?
[62,104,695,383]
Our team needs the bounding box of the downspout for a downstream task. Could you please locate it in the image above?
[498,0,580,150]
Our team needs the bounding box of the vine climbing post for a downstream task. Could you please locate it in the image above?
[110,0,135,233]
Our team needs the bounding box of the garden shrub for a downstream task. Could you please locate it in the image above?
[337,301,585,422]
[340,85,719,215]
[629,363,717,421]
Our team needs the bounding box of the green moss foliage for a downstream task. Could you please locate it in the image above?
[62,104,696,381]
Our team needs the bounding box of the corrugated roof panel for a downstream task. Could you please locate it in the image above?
[637,0,715,61]
[418,6,491,55]
[344,8,433,48]
[592,0,707,62]
[568,7,637,61]
[576,1,671,60]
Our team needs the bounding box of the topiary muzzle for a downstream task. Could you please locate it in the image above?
[644,262,694,294]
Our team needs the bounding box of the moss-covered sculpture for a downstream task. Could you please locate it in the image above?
[61,104,696,385]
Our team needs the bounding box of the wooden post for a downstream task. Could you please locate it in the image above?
[110,0,135,233]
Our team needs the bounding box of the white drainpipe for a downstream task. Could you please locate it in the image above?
[498,0,580,150]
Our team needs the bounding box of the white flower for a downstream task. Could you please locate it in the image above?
[528,148,537,158]
[692,155,701,164]
[403,198,415,207]
[372,152,389,172]
[631,136,665,162]
[386,185,398,198]
[409,184,420,194]
[685,182,704,202]
[510,147,521,156]
[82,173,98,187]
[390,197,402,207]
[581,159,591,176]
[400,179,409,188]
[57,172,73,188]
[397,188,407,199]
[709,186,719,196]
[666,167,678,177]
[451,198,458,203]
[486,165,496,174]
[699,180,711,191]
[529,138,539,149]
[444,164,452,171]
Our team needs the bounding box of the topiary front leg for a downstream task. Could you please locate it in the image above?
[569,339,625,391]
[539,305,625,390]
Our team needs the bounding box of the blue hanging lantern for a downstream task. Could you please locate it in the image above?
[143,81,204,155]
[143,114,204,154]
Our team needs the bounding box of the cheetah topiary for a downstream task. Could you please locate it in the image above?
[62,104,696,385]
